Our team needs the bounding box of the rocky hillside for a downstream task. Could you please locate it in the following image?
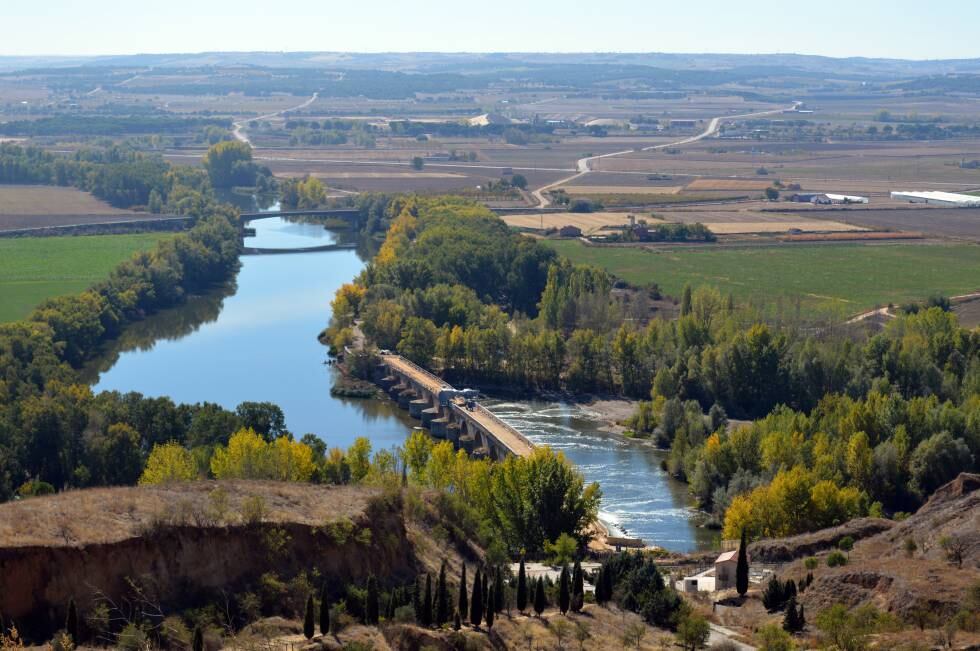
[0,481,478,639]
[790,473,979,619]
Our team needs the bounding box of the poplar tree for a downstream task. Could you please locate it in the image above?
[470,569,483,627]
[458,564,468,624]
[736,528,749,597]
[559,565,571,615]
[571,561,584,613]
[319,585,330,635]
[533,577,546,616]
[304,595,315,639]
[517,557,528,613]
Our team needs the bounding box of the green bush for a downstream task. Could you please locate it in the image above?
[826,551,848,567]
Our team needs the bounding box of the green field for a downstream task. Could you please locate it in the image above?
[0,233,170,322]
[546,241,980,316]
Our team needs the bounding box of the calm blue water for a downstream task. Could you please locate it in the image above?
[87,216,708,550]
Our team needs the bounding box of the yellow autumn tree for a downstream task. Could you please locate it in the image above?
[268,436,316,481]
[139,442,198,485]
[210,428,315,481]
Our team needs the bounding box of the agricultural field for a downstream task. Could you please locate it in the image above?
[546,239,980,317]
[0,185,162,232]
[0,233,170,322]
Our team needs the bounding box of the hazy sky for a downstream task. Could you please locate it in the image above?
[5,0,978,60]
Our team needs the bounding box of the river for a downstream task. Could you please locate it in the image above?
[87,212,712,552]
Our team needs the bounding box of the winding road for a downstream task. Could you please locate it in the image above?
[531,104,800,207]
[232,92,319,144]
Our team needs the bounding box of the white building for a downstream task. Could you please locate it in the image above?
[890,191,980,207]
[824,193,869,204]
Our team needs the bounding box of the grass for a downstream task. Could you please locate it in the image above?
[0,233,170,322]
[546,240,980,316]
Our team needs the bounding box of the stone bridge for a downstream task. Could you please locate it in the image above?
[374,353,535,460]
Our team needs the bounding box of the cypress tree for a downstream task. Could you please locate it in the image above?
[533,577,546,616]
[304,594,315,639]
[401,462,408,487]
[66,598,78,643]
[601,565,614,604]
[436,560,450,626]
[319,585,330,635]
[485,587,495,629]
[571,561,584,613]
[453,609,461,631]
[736,528,749,597]
[192,626,204,651]
[797,604,806,630]
[413,576,423,622]
[594,567,605,605]
[517,557,528,613]
[422,573,433,627]
[494,568,504,613]
[366,576,380,625]
[558,564,570,615]
[458,564,468,625]
[782,595,800,633]
[386,591,396,620]
[470,569,483,627]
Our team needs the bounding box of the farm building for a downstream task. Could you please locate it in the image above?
[792,193,868,205]
[890,191,980,207]
[668,119,699,129]
[675,549,748,593]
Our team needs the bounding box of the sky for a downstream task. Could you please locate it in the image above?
[4,0,979,60]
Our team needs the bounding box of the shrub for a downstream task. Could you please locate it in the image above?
[116,623,148,651]
[826,551,848,567]
[804,557,819,570]
[240,495,267,525]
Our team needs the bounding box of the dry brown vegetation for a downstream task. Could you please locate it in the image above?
[0,185,163,232]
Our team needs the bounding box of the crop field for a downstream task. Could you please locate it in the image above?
[503,211,635,233]
[0,233,170,322]
[546,239,980,316]
[559,185,683,195]
[0,185,162,232]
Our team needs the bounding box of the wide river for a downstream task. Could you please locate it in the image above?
[88,214,712,551]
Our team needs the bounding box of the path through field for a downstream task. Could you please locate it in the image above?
[232,92,319,144]
[531,104,799,206]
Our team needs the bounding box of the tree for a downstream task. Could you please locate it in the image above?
[545,532,578,567]
[517,557,528,613]
[304,595,315,639]
[594,567,607,605]
[533,577,546,616]
[676,614,710,651]
[681,284,693,316]
[559,564,571,615]
[366,575,380,625]
[66,598,78,643]
[571,560,584,613]
[782,595,800,632]
[910,432,972,497]
[421,573,433,627]
[494,569,504,614]
[411,156,425,170]
[470,569,483,627]
[574,621,591,651]
[511,174,528,189]
[235,401,286,440]
[485,587,496,629]
[757,624,796,651]
[436,560,450,625]
[139,442,197,485]
[203,141,256,188]
[736,528,749,597]
[192,627,204,651]
[319,585,330,635]
[397,317,439,365]
[458,564,468,624]
[765,187,780,201]
[453,609,461,631]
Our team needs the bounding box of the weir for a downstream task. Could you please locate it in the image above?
[374,352,535,459]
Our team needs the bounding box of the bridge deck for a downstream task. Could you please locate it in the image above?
[380,353,534,457]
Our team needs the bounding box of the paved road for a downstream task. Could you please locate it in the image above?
[709,623,757,651]
[232,92,319,144]
[531,104,799,207]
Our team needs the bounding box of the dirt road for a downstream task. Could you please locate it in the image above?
[232,92,319,144]
[531,104,799,207]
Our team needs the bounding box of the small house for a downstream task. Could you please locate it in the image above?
[714,549,744,590]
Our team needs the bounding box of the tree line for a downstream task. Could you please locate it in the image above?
[326,196,978,540]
